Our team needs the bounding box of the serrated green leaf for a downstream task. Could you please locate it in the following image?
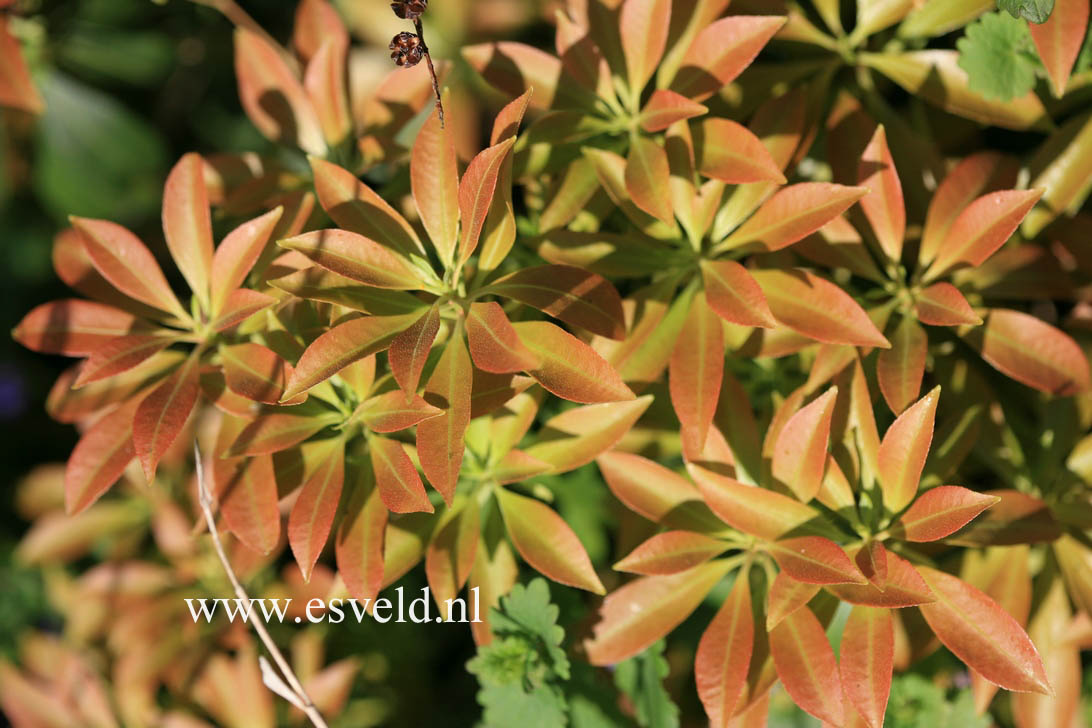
[614,641,680,728]
[998,0,1055,22]
[957,12,1039,102]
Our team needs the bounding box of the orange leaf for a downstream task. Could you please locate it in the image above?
[771,388,837,502]
[626,135,675,224]
[857,126,905,263]
[723,183,868,252]
[770,607,844,725]
[71,218,186,318]
[640,89,708,132]
[1011,579,1080,727]
[0,17,43,113]
[162,153,214,308]
[309,157,424,257]
[336,462,388,603]
[132,354,200,481]
[228,412,342,457]
[210,207,283,315]
[279,229,424,289]
[671,16,787,100]
[701,259,776,328]
[827,548,934,607]
[917,567,1051,694]
[292,0,348,62]
[417,332,472,504]
[752,269,890,348]
[484,265,626,340]
[670,293,725,455]
[288,439,345,580]
[926,189,1043,279]
[388,305,441,397]
[619,0,671,94]
[1029,0,1089,97]
[426,500,480,618]
[914,282,982,327]
[303,39,351,145]
[697,118,786,185]
[64,399,138,514]
[585,561,732,664]
[284,313,419,399]
[216,452,281,555]
[920,152,1018,265]
[615,531,728,575]
[458,138,516,265]
[840,606,894,728]
[696,572,754,727]
[209,289,276,333]
[972,309,1091,396]
[13,300,145,356]
[221,343,288,404]
[371,436,433,514]
[598,452,723,532]
[766,572,819,630]
[768,537,867,585]
[687,463,821,540]
[893,486,999,542]
[877,386,939,513]
[524,397,653,475]
[234,28,325,155]
[876,316,927,414]
[495,488,604,593]
[411,110,460,265]
[71,334,174,388]
[354,391,442,433]
[466,302,540,373]
[513,321,634,403]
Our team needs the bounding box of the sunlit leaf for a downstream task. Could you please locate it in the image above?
[132,354,200,481]
[840,606,894,728]
[876,316,927,414]
[388,305,441,397]
[371,436,433,514]
[917,566,1051,694]
[411,110,460,265]
[496,487,604,593]
[771,388,837,502]
[878,386,939,513]
[485,265,626,340]
[769,606,844,724]
[279,229,424,290]
[513,321,635,403]
[585,561,732,664]
[969,309,1091,395]
[64,399,138,514]
[288,439,345,580]
[615,531,728,575]
[417,331,472,505]
[696,571,753,727]
[894,486,999,542]
[751,269,890,348]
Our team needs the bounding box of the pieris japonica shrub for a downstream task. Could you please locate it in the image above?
[6,0,1092,725]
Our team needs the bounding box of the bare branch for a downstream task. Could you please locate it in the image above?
[193,441,330,728]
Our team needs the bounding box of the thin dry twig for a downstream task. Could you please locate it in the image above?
[193,441,330,728]
[413,18,445,127]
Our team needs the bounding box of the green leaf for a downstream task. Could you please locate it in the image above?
[957,12,1039,102]
[34,72,168,223]
[998,0,1055,22]
[467,578,572,728]
[613,641,680,728]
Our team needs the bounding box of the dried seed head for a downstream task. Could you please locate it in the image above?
[389,31,425,67]
[391,0,428,20]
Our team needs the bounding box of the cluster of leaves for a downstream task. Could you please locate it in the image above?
[6,0,1092,726]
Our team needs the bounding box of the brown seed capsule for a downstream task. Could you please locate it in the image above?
[390,0,428,20]
[389,31,425,67]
